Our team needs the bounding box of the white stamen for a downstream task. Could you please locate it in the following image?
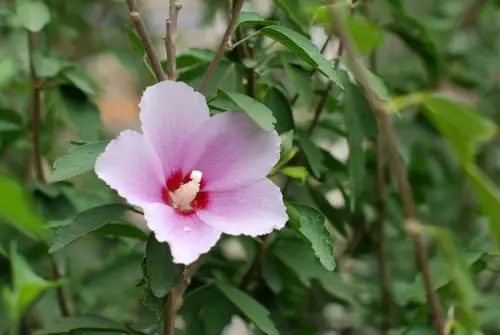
[169,170,202,211]
[183,226,192,232]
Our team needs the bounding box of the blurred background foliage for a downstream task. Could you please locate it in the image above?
[1,0,500,334]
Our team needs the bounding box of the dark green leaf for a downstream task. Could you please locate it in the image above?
[0,175,49,242]
[286,202,335,271]
[235,12,278,30]
[217,89,276,131]
[282,60,315,106]
[258,26,343,89]
[263,87,294,133]
[180,60,242,97]
[308,185,348,237]
[51,141,108,182]
[126,25,145,57]
[49,203,130,253]
[274,0,310,36]
[0,120,21,132]
[346,16,383,56]
[34,315,128,335]
[215,282,280,335]
[343,78,366,210]
[262,257,283,294]
[63,68,99,97]
[94,220,148,241]
[297,131,324,178]
[16,0,51,32]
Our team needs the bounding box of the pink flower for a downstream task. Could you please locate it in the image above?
[95,81,288,264]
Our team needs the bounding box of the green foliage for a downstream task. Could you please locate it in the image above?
[3,0,500,334]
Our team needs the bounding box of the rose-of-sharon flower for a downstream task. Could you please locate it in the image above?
[95,81,288,264]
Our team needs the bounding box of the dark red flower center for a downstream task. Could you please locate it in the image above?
[162,169,208,215]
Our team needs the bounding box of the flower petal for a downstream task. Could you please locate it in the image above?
[139,81,210,176]
[181,112,281,192]
[197,178,288,236]
[95,130,165,206]
[143,203,222,264]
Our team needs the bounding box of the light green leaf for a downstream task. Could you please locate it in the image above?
[63,67,99,96]
[34,315,128,335]
[235,12,278,30]
[33,54,67,78]
[93,220,148,241]
[263,87,294,134]
[4,243,64,322]
[258,26,343,89]
[215,282,280,335]
[346,16,383,55]
[49,203,130,253]
[16,0,51,32]
[146,234,183,298]
[297,131,324,178]
[274,0,310,35]
[286,202,335,271]
[280,166,308,183]
[51,141,108,182]
[0,175,49,242]
[217,89,276,131]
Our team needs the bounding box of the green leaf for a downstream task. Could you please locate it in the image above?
[0,120,21,132]
[346,16,383,56]
[34,315,128,335]
[262,257,283,294]
[263,87,294,134]
[4,243,64,322]
[258,26,343,89]
[280,166,308,183]
[273,240,357,308]
[126,25,145,57]
[93,220,148,241]
[49,203,130,253]
[274,0,310,36]
[308,185,348,237]
[63,67,99,96]
[343,78,367,210]
[51,141,108,182]
[423,96,496,162]
[146,234,183,298]
[0,175,49,242]
[286,202,335,271]
[297,131,324,178]
[215,282,280,335]
[217,89,276,131]
[282,60,315,106]
[235,12,278,30]
[16,0,51,32]
[33,54,67,78]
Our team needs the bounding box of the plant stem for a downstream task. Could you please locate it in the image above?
[27,31,43,182]
[164,0,182,80]
[198,0,245,93]
[238,235,271,290]
[164,255,207,335]
[329,2,445,333]
[125,0,166,82]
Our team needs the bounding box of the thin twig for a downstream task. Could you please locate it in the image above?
[238,235,271,290]
[125,0,166,81]
[164,1,182,80]
[198,0,245,93]
[28,32,43,182]
[458,0,487,29]
[374,137,391,333]
[164,255,207,335]
[329,2,445,333]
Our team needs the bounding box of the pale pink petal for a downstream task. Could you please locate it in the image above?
[143,203,222,264]
[95,130,165,207]
[139,81,210,176]
[197,178,288,236]
[181,112,281,192]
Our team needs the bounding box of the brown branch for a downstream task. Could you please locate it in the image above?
[329,2,445,333]
[164,254,207,335]
[198,0,245,94]
[458,0,487,29]
[374,137,391,333]
[164,1,182,80]
[126,0,166,82]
